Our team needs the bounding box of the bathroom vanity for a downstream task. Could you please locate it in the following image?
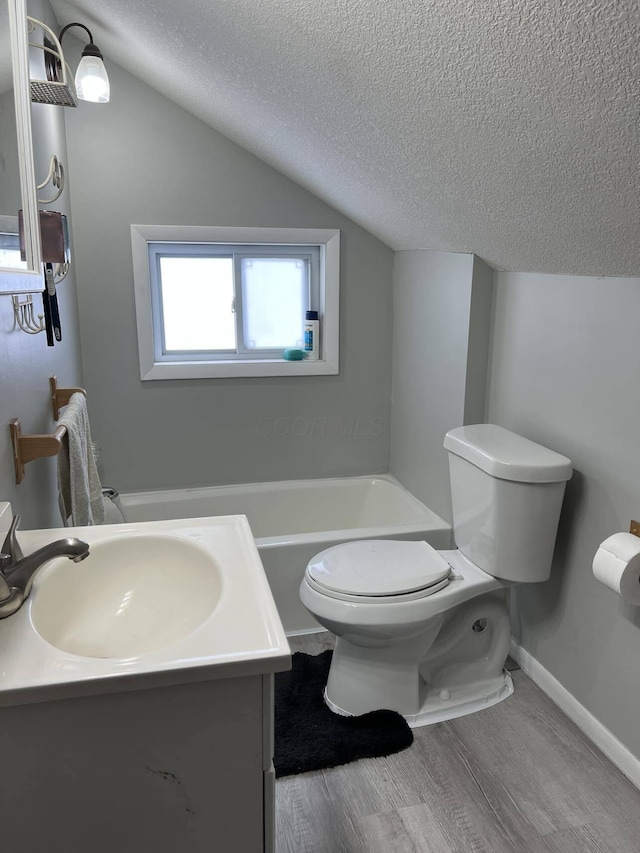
[0,671,279,852]
[0,507,290,853]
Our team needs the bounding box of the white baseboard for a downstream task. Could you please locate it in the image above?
[510,640,640,791]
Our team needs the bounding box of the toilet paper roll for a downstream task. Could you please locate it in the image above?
[592,533,640,605]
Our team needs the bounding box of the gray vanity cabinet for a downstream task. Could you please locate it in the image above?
[0,672,277,852]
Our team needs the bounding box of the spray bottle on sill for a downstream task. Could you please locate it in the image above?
[304,310,320,360]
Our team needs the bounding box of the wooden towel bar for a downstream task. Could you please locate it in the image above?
[9,375,86,484]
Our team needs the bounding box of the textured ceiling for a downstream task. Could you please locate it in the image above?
[50,0,640,276]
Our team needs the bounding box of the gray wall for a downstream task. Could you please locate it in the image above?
[487,270,640,761]
[389,250,493,522]
[0,0,83,529]
[64,58,394,493]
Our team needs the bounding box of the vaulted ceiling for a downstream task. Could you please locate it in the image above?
[50,0,640,276]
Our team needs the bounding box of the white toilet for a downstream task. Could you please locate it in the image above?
[299,424,572,727]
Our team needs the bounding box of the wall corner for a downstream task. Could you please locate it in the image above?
[463,255,495,425]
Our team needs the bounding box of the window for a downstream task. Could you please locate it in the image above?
[151,243,319,358]
[131,225,339,379]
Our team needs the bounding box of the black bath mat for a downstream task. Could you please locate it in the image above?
[274,650,414,778]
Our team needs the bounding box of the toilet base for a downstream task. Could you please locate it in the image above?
[325,669,514,728]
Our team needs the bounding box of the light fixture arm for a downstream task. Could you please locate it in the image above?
[59,22,95,47]
[59,22,104,61]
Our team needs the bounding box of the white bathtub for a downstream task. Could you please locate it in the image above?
[116,475,451,633]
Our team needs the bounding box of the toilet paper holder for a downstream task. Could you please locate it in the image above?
[630,520,640,538]
[593,530,640,605]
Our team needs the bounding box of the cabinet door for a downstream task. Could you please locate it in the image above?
[0,675,267,853]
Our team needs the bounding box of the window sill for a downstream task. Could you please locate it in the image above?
[141,357,339,380]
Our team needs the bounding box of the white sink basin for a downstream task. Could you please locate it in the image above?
[0,511,290,708]
[30,533,223,658]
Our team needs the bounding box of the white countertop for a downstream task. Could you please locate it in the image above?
[0,513,291,708]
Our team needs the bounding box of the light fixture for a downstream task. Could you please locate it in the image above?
[59,22,110,103]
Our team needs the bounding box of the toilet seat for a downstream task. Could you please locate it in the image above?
[304,573,450,602]
[305,539,451,603]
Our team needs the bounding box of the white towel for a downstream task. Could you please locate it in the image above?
[57,392,105,526]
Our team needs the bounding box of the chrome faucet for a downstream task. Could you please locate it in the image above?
[0,515,90,619]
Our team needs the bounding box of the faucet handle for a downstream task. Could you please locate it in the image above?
[0,555,15,605]
[1,515,23,565]
[0,567,23,615]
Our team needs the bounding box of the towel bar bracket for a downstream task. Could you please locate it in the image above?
[10,418,66,484]
[9,377,86,484]
[50,375,85,421]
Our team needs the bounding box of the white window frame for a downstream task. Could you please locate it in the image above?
[131,225,340,379]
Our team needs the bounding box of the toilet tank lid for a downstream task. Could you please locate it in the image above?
[444,424,573,483]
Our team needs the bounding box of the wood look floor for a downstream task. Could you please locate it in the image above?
[276,633,640,852]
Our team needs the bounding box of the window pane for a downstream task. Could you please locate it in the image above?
[159,256,235,351]
[241,257,308,349]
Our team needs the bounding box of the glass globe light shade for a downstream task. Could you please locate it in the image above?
[75,55,110,103]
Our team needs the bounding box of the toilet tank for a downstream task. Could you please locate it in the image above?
[444,425,572,583]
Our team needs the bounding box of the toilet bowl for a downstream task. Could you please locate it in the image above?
[300,541,513,725]
[299,424,573,727]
